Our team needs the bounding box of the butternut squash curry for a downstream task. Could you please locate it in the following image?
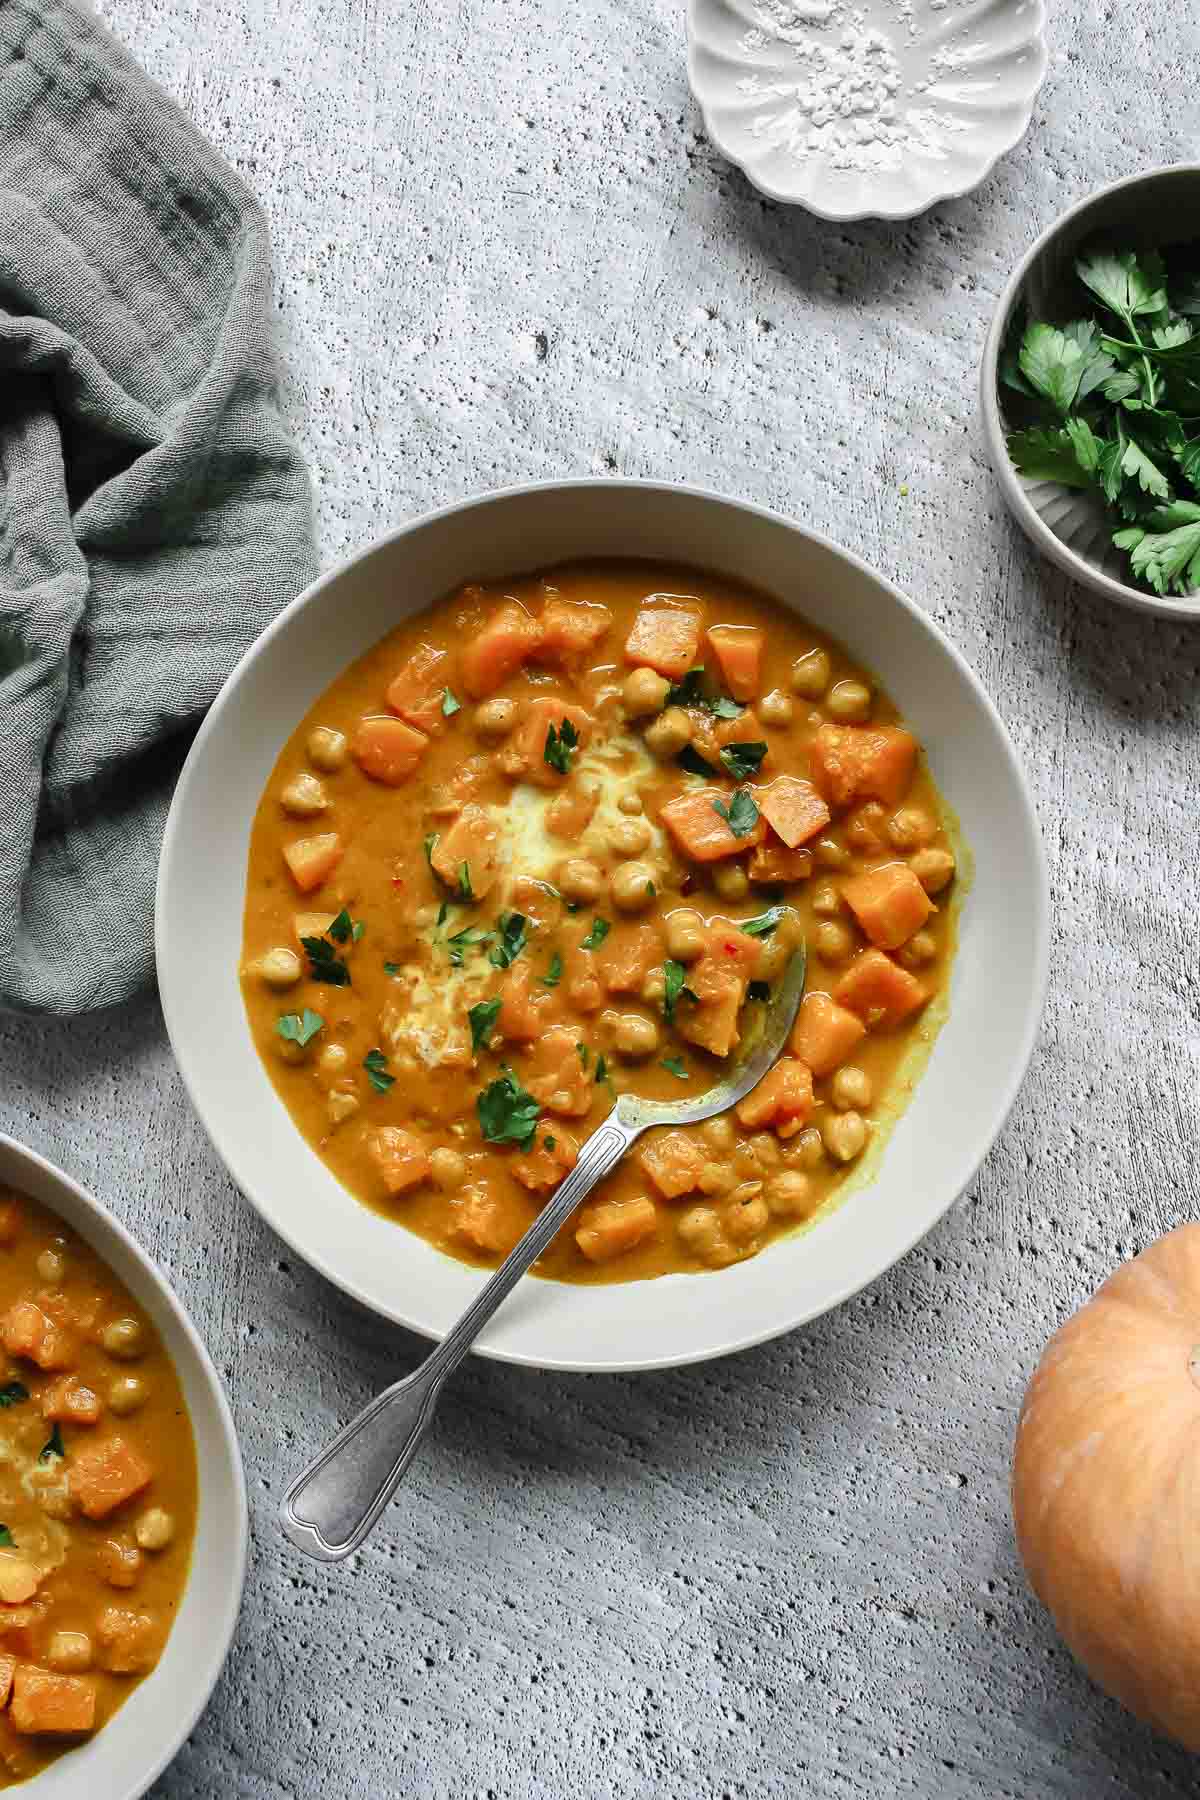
[241,561,959,1282]
[0,1185,196,1786]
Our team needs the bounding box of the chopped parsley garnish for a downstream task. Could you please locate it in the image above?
[0,1382,28,1409]
[565,900,582,914]
[661,1055,689,1080]
[436,900,450,927]
[544,1135,556,1151]
[384,962,401,977]
[447,925,493,967]
[594,1054,609,1085]
[666,665,743,718]
[0,1526,13,1549]
[39,1423,64,1463]
[300,932,352,987]
[580,917,610,951]
[544,717,580,774]
[748,980,772,1002]
[352,920,365,942]
[740,906,786,938]
[712,788,759,839]
[363,1049,394,1094]
[423,833,438,869]
[662,960,699,1024]
[489,912,529,970]
[468,998,502,1056]
[719,741,767,781]
[645,880,656,898]
[442,687,462,717]
[458,862,475,902]
[678,744,717,778]
[577,1042,591,1068]
[477,1066,541,1148]
[541,951,563,988]
[327,908,354,944]
[276,1009,324,1047]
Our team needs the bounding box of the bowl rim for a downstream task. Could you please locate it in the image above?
[980,160,1200,621]
[685,0,1049,222]
[0,1133,248,1799]
[156,476,1050,1373]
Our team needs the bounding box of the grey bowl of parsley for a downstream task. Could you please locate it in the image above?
[981,164,1200,619]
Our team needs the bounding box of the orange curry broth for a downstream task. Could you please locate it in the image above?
[241,559,959,1283]
[0,1186,196,1787]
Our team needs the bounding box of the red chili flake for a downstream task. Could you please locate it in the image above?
[722,939,738,957]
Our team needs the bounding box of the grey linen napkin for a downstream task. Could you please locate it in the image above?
[0,0,317,1014]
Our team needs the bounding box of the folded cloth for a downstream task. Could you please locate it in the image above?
[0,0,317,1014]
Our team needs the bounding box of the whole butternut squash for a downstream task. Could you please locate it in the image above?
[1012,1225,1200,1749]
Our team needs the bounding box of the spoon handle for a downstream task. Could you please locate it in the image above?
[280,1112,640,1563]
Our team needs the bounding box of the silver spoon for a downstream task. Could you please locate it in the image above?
[280,946,807,1563]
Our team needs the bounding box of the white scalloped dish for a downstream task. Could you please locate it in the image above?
[687,0,1047,220]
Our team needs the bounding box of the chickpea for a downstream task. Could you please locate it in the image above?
[845,802,886,851]
[135,1507,176,1552]
[811,882,842,919]
[558,858,604,905]
[0,1560,38,1604]
[99,1539,143,1589]
[614,1014,659,1059]
[899,930,937,968]
[280,772,328,818]
[677,1205,729,1266]
[790,1126,826,1170]
[702,1115,735,1154]
[619,792,644,816]
[748,1132,781,1168]
[665,909,705,962]
[610,818,652,858]
[824,1110,868,1163]
[276,1036,307,1067]
[826,680,872,723]
[815,920,854,964]
[698,1161,736,1196]
[327,1090,360,1126]
[256,947,302,991]
[317,1043,349,1080]
[887,806,936,851]
[641,970,666,1006]
[910,848,956,894]
[108,1375,148,1416]
[735,1139,763,1179]
[791,649,831,698]
[724,1184,768,1243]
[831,1065,873,1111]
[766,1170,812,1216]
[474,697,516,740]
[759,688,793,727]
[623,668,671,718]
[102,1318,145,1362]
[755,933,794,982]
[430,1147,466,1191]
[643,706,693,758]
[47,1631,93,1672]
[611,861,657,913]
[37,1247,65,1284]
[814,836,850,870]
[307,726,348,772]
[712,862,749,902]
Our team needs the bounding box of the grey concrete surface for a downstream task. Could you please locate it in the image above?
[2,0,1199,1792]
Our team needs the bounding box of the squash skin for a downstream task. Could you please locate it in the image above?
[1012,1224,1200,1751]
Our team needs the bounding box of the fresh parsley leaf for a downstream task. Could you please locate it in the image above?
[276,1009,324,1046]
[541,951,563,988]
[476,1067,541,1147]
[0,1381,28,1408]
[489,912,529,970]
[1177,437,1200,489]
[458,862,475,902]
[1006,427,1093,489]
[1018,321,1087,415]
[662,960,699,1024]
[363,1048,394,1094]
[300,934,352,987]
[468,998,502,1055]
[711,788,759,838]
[747,980,771,1002]
[39,1423,64,1463]
[580,918,610,951]
[0,1526,13,1549]
[677,744,717,778]
[442,687,462,717]
[741,906,786,938]
[543,717,580,775]
[719,740,767,781]
[1076,249,1168,323]
[447,925,493,968]
[1064,415,1103,476]
[383,962,401,977]
[661,1056,689,1080]
[577,1041,591,1069]
[1120,436,1171,499]
[1118,504,1200,595]
[1154,320,1194,351]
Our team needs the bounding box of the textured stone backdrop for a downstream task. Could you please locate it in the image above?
[1,0,1198,1792]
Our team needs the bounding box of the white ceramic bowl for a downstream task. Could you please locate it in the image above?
[157,480,1047,1374]
[687,0,1047,221]
[981,164,1200,620]
[0,1136,246,1800]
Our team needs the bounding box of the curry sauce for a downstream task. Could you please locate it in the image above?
[241,560,960,1282]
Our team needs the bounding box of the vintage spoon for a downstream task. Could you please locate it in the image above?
[280,947,807,1563]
